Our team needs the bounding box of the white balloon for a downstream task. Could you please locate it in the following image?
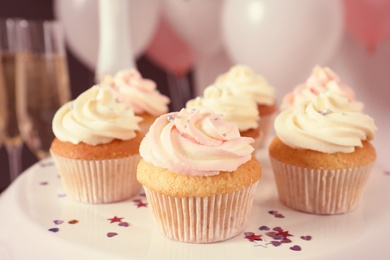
[162,0,224,56]
[222,0,344,92]
[54,0,160,70]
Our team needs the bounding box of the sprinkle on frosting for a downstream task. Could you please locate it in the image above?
[102,68,170,116]
[275,90,377,154]
[214,64,275,106]
[281,66,363,111]
[139,108,255,176]
[52,85,142,145]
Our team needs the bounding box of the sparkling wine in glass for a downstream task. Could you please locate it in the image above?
[15,20,71,160]
[0,18,23,182]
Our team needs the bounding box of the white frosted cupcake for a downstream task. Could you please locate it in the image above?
[186,85,261,150]
[137,108,261,243]
[103,68,170,134]
[214,64,276,147]
[50,84,143,204]
[281,66,363,111]
[269,90,377,214]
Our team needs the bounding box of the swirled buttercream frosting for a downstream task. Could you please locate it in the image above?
[53,85,142,145]
[281,66,363,111]
[186,86,259,131]
[214,64,275,106]
[103,69,170,116]
[139,108,254,176]
[275,90,376,153]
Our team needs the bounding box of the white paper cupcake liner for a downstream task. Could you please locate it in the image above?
[270,157,374,215]
[51,153,141,204]
[143,181,259,243]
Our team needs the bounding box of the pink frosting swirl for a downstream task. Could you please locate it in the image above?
[139,108,254,176]
[103,69,170,116]
[281,66,363,111]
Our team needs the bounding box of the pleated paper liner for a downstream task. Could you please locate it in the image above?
[51,152,141,204]
[270,157,374,215]
[143,181,259,243]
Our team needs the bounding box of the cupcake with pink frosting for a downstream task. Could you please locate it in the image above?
[137,108,262,243]
[281,66,363,111]
[103,68,170,134]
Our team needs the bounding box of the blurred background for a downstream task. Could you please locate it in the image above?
[1,0,389,192]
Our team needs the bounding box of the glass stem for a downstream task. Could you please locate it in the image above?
[5,143,23,182]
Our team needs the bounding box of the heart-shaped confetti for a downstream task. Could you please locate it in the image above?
[259,225,270,231]
[271,241,281,247]
[107,232,118,238]
[48,228,59,233]
[68,219,79,224]
[290,245,302,251]
[268,210,277,215]
[281,238,292,243]
[300,235,312,241]
[118,222,129,227]
[275,213,285,218]
[273,226,283,232]
[53,220,63,225]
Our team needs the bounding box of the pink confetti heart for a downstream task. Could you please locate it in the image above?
[259,225,270,231]
[273,226,283,231]
[281,238,292,243]
[271,241,281,247]
[275,213,285,218]
[107,232,118,238]
[53,220,63,225]
[118,222,129,227]
[48,228,59,233]
[301,235,312,241]
[290,245,302,251]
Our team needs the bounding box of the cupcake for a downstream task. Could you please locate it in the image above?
[214,64,276,147]
[50,84,143,204]
[269,90,377,215]
[281,66,363,111]
[186,86,261,150]
[102,68,170,134]
[137,108,261,243]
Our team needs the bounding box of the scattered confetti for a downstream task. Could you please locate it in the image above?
[108,216,123,223]
[384,171,390,176]
[118,222,130,227]
[48,228,59,233]
[53,220,63,225]
[259,226,270,231]
[268,210,285,218]
[68,219,79,224]
[40,182,48,185]
[107,232,118,238]
[290,245,302,251]
[244,232,263,242]
[57,193,66,198]
[244,209,313,251]
[133,199,148,208]
[300,235,312,241]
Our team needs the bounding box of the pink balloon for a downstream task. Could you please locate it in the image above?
[146,16,195,77]
[344,0,390,51]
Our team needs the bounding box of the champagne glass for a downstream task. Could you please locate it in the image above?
[15,20,71,160]
[0,18,23,182]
